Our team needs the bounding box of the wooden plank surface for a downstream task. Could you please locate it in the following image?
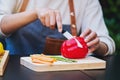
[20,56,106,72]
[0,50,9,76]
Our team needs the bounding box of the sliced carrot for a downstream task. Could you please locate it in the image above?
[31,54,56,62]
[30,54,56,64]
[32,59,52,65]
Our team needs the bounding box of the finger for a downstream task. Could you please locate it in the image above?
[87,37,100,48]
[55,10,62,32]
[88,46,97,53]
[80,28,91,38]
[85,31,97,42]
[49,10,56,29]
[40,15,45,25]
[38,8,49,26]
[45,12,50,27]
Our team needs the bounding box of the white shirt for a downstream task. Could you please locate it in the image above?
[0,0,115,55]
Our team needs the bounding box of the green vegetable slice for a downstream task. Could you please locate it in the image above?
[51,56,77,63]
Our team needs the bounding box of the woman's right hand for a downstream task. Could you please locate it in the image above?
[36,8,62,32]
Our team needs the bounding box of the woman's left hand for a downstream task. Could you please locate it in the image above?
[80,28,100,53]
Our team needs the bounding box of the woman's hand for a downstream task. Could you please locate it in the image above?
[36,8,62,32]
[80,28,100,53]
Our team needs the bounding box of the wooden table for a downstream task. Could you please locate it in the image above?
[0,55,112,80]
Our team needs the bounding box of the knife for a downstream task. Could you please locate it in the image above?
[62,31,83,48]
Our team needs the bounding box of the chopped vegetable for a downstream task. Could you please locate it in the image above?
[30,54,56,65]
[51,56,77,63]
[30,54,77,65]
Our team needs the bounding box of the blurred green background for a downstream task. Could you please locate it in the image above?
[100,0,120,54]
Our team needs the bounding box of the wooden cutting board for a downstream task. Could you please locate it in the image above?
[20,56,106,72]
[0,50,9,76]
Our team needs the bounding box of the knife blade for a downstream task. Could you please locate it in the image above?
[62,31,83,48]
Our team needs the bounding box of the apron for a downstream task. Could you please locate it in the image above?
[5,19,71,55]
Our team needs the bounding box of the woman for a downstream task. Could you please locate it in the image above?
[0,0,115,56]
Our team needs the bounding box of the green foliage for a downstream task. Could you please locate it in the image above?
[100,0,120,53]
[105,18,120,54]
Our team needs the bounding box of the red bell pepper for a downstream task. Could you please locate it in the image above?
[61,37,88,59]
